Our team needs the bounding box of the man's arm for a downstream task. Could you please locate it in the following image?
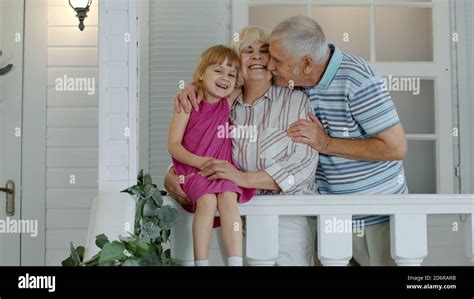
[322,123,407,161]
[288,114,407,161]
[288,76,408,161]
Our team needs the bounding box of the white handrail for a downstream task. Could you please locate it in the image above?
[164,194,474,215]
[84,192,474,266]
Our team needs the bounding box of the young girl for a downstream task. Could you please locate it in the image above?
[167,45,254,266]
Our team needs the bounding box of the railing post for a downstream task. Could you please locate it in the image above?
[390,214,427,266]
[170,209,194,266]
[317,215,353,266]
[465,214,474,265]
[245,215,279,266]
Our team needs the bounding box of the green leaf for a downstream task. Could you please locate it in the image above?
[61,256,75,267]
[76,246,85,260]
[119,235,136,243]
[143,184,155,199]
[158,206,178,229]
[121,259,140,266]
[99,241,126,265]
[70,242,83,265]
[137,169,144,185]
[142,221,161,239]
[151,189,164,207]
[121,185,142,197]
[83,253,100,266]
[141,252,161,266]
[95,234,110,249]
[143,173,153,186]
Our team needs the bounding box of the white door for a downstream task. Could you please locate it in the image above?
[0,0,24,266]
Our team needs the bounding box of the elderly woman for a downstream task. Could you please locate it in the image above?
[164,26,318,266]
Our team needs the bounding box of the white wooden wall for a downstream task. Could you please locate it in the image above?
[45,0,99,265]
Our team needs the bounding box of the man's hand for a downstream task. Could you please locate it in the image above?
[287,111,331,154]
[164,167,192,205]
[198,159,245,186]
[174,84,204,113]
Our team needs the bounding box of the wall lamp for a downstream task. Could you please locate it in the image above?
[69,0,92,31]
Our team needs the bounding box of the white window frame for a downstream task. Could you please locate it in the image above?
[232,0,454,193]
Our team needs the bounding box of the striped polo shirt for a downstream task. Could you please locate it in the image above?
[302,44,408,226]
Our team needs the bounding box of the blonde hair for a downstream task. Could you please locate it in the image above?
[231,26,270,56]
[193,45,242,90]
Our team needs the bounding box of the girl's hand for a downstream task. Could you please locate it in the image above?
[198,159,245,186]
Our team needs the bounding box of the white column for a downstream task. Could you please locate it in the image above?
[170,208,195,266]
[245,215,278,266]
[390,214,427,266]
[317,215,353,266]
[465,214,474,264]
[98,0,139,193]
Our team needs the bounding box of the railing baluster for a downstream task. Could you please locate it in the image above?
[245,215,279,266]
[390,214,427,266]
[317,215,353,266]
[465,214,474,265]
[170,210,195,266]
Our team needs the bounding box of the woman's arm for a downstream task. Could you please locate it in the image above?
[239,170,280,191]
[198,159,280,191]
[174,83,204,113]
[163,167,192,205]
[167,111,208,169]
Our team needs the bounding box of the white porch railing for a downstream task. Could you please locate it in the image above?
[84,193,474,266]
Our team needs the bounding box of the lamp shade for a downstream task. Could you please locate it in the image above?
[69,0,91,9]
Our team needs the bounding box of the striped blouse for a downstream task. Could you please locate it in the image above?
[230,85,319,195]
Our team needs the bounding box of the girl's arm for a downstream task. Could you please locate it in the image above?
[167,111,209,170]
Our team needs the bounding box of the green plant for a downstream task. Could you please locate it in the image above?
[62,170,179,266]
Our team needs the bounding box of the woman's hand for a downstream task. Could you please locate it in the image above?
[198,159,245,186]
[174,83,204,113]
[164,167,192,205]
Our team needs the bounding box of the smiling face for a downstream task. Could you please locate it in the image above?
[239,40,273,83]
[201,58,238,102]
[268,39,305,87]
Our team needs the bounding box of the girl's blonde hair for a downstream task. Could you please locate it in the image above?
[230,26,270,56]
[193,45,242,89]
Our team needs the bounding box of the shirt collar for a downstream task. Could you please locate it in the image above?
[303,44,342,92]
[233,84,275,108]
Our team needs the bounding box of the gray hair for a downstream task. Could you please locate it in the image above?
[270,15,329,64]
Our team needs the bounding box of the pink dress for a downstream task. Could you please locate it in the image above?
[172,98,255,216]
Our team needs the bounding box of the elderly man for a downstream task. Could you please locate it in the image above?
[270,15,408,266]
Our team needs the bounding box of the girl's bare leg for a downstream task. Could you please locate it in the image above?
[217,192,242,262]
[193,194,218,262]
